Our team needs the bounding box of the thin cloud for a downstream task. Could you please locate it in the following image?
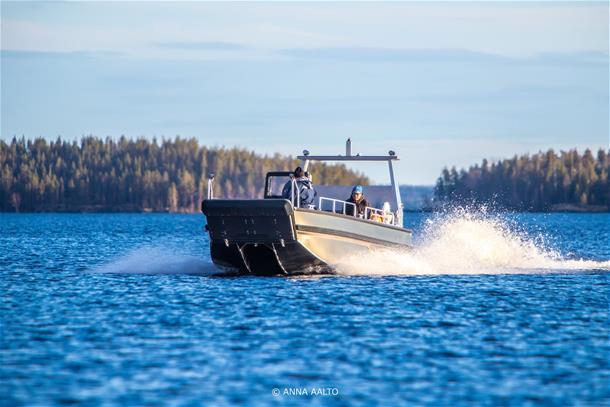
[277,47,608,67]
[0,50,123,60]
[155,41,247,51]
[277,47,505,62]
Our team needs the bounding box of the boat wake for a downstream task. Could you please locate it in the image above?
[334,210,610,276]
[94,247,218,275]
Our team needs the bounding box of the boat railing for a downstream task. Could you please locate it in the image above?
[318,197,356,215]
[292,191,397,226]
[290,177,299,208]
[207,173,215,199]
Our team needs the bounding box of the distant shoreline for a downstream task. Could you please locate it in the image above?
[412,203,609,213]
[2,205,608,214]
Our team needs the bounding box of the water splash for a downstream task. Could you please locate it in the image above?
[334,209,610,276]
[94,247,218,275]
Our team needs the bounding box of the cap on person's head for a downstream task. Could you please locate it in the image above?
[352,185,363,194]
[294,167,304,177]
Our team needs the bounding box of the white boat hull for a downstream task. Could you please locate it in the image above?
[294,208,411,265]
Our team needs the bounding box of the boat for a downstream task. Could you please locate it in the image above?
[201,139,412,275]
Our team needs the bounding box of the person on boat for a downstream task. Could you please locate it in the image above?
[282,167,316,207]
[345,185,369,218]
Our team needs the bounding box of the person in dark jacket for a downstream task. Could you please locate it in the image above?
[345,185,369,218]
[282,167,316,207]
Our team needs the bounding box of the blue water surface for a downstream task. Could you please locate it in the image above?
[1,213,608,406]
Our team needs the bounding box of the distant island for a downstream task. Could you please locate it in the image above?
[0,137,368,212]
[434,149,609,212]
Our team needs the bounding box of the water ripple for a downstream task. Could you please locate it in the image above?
[0,213,608,406]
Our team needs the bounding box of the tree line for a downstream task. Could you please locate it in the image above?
[434,148,609,211]
[0,137,369,212]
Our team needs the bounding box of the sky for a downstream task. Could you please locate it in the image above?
[1,1,608,184]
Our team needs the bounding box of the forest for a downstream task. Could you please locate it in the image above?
[434,148,609,211]
[0,137,369,212]
[3,138,607,213]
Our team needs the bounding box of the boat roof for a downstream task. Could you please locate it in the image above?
[296,154,398,162]
[297,138,398,162]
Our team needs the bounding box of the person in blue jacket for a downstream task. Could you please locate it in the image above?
[282,167,316,207]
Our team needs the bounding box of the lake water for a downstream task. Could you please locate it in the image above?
[1,212,608,406]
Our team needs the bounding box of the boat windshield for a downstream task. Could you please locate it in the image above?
[264,171,292,199]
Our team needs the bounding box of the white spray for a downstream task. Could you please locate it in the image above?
[94,246,217,275]
[334,210,610,276]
